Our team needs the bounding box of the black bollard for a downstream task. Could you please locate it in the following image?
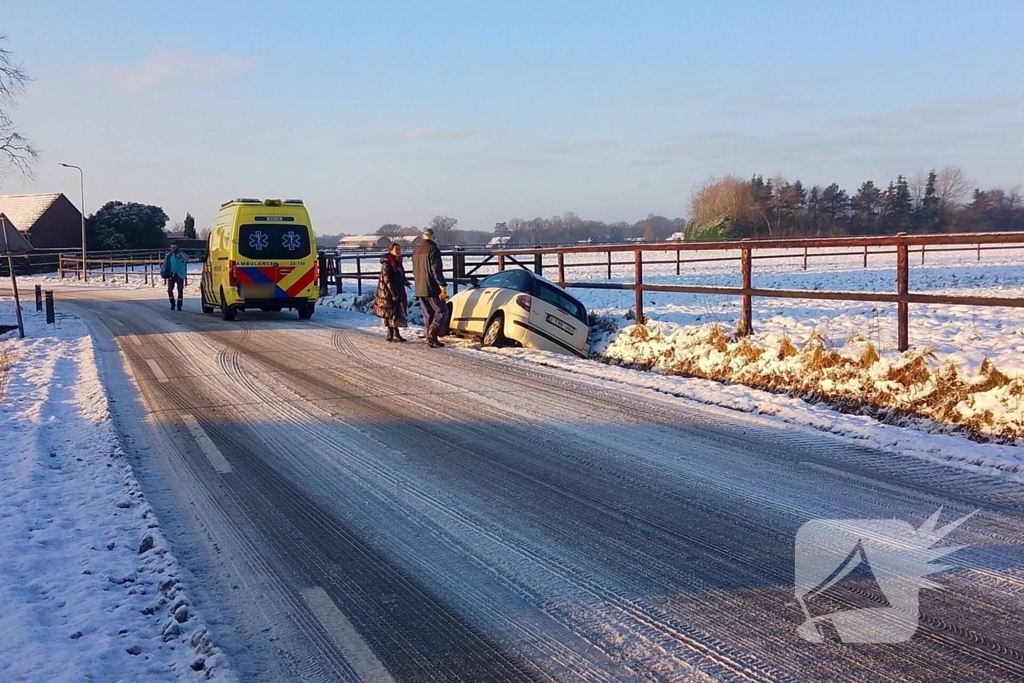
[45,290,55,324]
[35,284,42,312]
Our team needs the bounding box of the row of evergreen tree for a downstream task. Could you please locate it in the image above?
[687,168,1022,241]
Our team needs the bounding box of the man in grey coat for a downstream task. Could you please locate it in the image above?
[411,228,448,348]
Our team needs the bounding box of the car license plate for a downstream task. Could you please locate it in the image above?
[242,283,275,299]
[545,313,576,335]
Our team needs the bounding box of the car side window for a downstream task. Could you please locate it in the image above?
[502,270,531,292]
[479,272,510,289]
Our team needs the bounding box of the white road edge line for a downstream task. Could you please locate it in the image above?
[145,358,169,383]
[301,586,396,683]
[182,414,233,474]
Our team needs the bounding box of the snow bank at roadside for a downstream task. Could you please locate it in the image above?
[587,314,1024,444]
[0,300,235,682]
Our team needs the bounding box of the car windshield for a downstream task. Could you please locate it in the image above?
[479,272,510,288]
[534,281,587,324]
[238,224,312,260]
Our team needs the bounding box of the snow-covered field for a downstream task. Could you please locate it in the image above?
[0,300,234,682]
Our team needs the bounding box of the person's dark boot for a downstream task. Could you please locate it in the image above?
[393,328,407,343]
[177,300,183,311]
[170,300,176,310]
[427,330,445,348]
[386,327,395,342]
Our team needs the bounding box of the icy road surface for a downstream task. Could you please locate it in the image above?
[53,285,1024,682]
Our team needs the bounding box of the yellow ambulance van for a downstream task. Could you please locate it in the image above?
[200,198,319,321]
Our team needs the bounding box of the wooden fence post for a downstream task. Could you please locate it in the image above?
[738,247,753,336]
[557,251,565,285]
[803,246,808,270]
[897,242,909,352]
[318,252,329,297]
[534,252,543,275]
[676,247,681,276]
[977,243,981,261]
[863,245,868,268]
[634,250,644,325]
[497,253,505,271]
[101,261,106,282]
[124,260,129,283]
[920,245,925,265]
[355,257,362,296]
[606,250,612,280]
[59,255,64,280]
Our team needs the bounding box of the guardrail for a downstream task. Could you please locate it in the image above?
[322,231,1024,351]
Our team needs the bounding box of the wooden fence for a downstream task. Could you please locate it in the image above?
[323,231,1024,351]
[58,255,165,285]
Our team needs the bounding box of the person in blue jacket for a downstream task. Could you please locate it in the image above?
[160,243,189,311]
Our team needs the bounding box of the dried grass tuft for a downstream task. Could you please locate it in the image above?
[777,336,798,360]
[859,343,880,368]
[706,324,730,353]
[975,357,1013,392]
[0,345,16,405]
[884,352,933,387]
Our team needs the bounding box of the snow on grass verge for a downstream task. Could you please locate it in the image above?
[589,314,1024,445]
[0,300,235,682]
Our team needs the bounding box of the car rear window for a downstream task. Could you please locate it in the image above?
[238,224,311,260]
[535,281,587,324]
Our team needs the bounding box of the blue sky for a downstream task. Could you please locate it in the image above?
[3,1,1022,234]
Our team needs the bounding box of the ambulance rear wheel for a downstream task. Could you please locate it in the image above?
[298,304,315,320]
[220,289,236,321]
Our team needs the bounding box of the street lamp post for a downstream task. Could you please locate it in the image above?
[59,163,87,281]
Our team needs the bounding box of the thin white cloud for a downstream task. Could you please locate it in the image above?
[90,48,253,91]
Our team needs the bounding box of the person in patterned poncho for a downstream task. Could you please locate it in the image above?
[372,242,410,342]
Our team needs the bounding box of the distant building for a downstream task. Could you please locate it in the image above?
[667,231,686,242]
[486,235,514,248]
[625,236,647,244]
[336,235,389,251]
[391,234,421,249]
[0,193,83,249]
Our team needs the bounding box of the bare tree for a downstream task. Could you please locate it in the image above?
[937,166,971,210]
[428,215,458,244]
[505,217,527,240]
[0,36,37,184]
[908,170,928,210]
[690,175,756,226]
[375,223,403,238]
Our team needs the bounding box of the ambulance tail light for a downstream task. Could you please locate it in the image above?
[228,260,237,287]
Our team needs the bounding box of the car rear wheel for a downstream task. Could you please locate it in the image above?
[200,284,215,313]
[482,314,506,347]
[220,288,236,321]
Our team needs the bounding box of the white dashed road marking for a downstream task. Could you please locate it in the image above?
[301,586,396,683]
[145,358,168,383]
[182,414,233,474]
